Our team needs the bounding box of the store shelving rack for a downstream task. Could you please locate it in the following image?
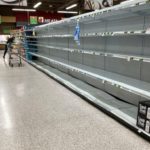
[24,0,150,140]
[23,25,37,60]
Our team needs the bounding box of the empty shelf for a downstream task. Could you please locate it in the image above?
[28,44,150,62]
[25,30,150,39]
[30,60,137,122]
[29,52,150,99]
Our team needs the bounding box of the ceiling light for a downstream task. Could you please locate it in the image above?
[33,2,42,8]
[66,4,78,10]
[57,11,78,14]
[12,8,36,12]
[49,5,53,8]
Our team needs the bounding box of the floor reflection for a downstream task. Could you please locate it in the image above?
[0,96,12,129]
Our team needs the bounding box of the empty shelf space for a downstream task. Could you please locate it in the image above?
[25,35,72,38]
[80,30,150,37]
[29,52,150,99]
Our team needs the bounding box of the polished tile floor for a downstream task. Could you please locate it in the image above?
[0,52,149,149]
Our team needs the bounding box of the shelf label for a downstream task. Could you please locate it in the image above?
[147,107,150,120]
[146,28,150,34]
[145,120,150,133]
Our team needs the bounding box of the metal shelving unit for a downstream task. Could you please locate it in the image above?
[24,0,150,140]
[25,30,150,39]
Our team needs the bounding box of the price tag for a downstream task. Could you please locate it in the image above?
[146,28,150,34]
[147,107,150,120]
[102,80,105,84]
[145,120,150,133]
[127,57,131,62]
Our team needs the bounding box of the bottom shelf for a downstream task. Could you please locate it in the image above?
[28,60,150,141]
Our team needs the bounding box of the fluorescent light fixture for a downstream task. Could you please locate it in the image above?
[33,2,42,8]
[120,0,146,6]
[12,8,36,12]
[57,11,78,14]
[66,4,77,10]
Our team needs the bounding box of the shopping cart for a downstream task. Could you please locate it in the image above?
[8,43,22,67]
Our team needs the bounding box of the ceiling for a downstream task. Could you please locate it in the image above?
[0,0,81,15]
[28,0,81,12]
[0,0,124,16]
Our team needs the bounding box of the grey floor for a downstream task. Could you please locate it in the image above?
[0,51,149,150]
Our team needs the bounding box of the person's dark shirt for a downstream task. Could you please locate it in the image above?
[7,37,15,44]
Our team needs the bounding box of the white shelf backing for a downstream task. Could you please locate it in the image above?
[28,60,150,139]
[29,52,150,101]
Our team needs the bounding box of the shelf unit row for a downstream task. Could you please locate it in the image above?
[28,1,150,107]
[23,25,38,60]
[29,52,150,101]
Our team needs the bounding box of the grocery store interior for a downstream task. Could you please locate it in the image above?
[0,0,150,149]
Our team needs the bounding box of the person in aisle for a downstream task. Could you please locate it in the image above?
[3,35,15,59]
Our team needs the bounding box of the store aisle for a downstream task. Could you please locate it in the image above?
[0,52,149,150]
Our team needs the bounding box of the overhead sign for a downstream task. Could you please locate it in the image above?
[1,16,16,23]
[3,29,10,34]
[30,16,38,25]
[38,17,44,23]
[44,19,59,23]
[0,0,27,6]
[84,0,113,10]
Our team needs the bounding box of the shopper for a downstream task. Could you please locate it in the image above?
[3,35,15,59]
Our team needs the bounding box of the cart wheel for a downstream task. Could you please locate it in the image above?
[10,64,13,67]
[18,63,21,67]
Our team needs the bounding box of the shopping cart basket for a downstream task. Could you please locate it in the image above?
[8,43,22,67]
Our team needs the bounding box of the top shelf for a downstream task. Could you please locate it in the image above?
[35,0,150,30]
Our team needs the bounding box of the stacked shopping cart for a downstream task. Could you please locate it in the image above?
[8,43,22,67]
